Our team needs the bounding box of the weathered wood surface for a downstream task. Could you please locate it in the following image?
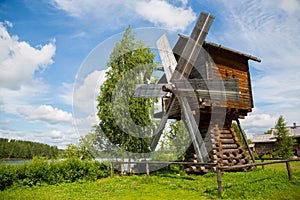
[156,34,177,83]
[180,95,209,162]
[134,84,167,98]
[149,12,215,159]
[173,34,256,111]
[170,12,214,82]
[150,95,176,150]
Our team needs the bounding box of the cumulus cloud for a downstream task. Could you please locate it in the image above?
[279,0,300,14]
[135,0,196,31]
[73,115,98,136]
[72,69,107,116]
[0,21,56,90]
[17,105,72,124]
[52,0,196,32]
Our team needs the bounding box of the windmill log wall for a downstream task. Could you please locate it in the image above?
[169,35,259,172]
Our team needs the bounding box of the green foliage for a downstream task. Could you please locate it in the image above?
[273,116,296,158]
[1,163,300,199]
[231,123,248,149]
[0,164,17,190]
[64,143,94,160]
[80,126,119,159]
[158,120,190,161]
[0,157,110,190]
[97,26,157,155]
[264,129,273,134]
[0,138,62,159]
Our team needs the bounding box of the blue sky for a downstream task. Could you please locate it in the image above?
[0,0,300,149]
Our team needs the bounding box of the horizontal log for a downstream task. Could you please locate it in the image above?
[222,160,229,165]
[199,166,206,171]
[239,159,247,164]
[210,149,218,154]
[220,139,235,144]
[220,134,233,139]
[211,167,217,172]
[221,144,238,149]
[211,155,219,160]
[235,154,243,160]
[215,150,238,157]
[221,155,228,160]
[220,129,231,134]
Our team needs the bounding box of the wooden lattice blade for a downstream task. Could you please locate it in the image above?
[179,96,209,162]
[150,96,176,151]
[156,34,177,83]
[134,84,167,98]
[170,12,214,82]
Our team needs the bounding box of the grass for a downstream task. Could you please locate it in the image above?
[1,162,300,200]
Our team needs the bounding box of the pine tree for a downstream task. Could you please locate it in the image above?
[274,115,296,158]
[97,26,157,156]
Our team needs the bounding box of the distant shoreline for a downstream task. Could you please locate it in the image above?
[0,158,32,161]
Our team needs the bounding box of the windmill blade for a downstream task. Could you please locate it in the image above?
[150,96,176,151]
[156,34,177,83]
[170,12,214,82]
[178,96,209,162]
[149,34,179,150]
[134,84,167,98]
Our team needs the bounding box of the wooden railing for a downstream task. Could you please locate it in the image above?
[216,158,300,194]
[110,158,300,195]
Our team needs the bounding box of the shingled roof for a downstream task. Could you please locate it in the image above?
[252,134,277,143]
[252,124,300,143]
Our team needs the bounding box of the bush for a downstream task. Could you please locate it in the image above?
[0,158,110,190]
[0,163,17,190]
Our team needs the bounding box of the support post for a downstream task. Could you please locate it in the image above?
[286,160,293,181]
[216,167,223,195]
[236,119,256,163]
[121,163,124,176]
[146,162,150,182]
[110,162,114,178]
[262,159,264,169]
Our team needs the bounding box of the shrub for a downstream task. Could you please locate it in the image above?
[0,158,110,190]
[0,163,17,190]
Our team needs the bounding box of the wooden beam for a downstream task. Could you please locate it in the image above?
[236,119,255,163]
[156,34,177,83]
[170,12,214,82]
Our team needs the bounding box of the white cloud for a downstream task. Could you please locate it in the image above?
[73,69,107,116]
[0,119,11,124]
[0,22,56,90]
[241,108,277,128]
[73,115,98,136]
[60,70,107,135]
[0,79,49,115]
[279,0,300,14]
[52,0,196,32]
[4,20,13,28]
[216,0,300,131]
[17,105,72,124]
[135,0,196,31]
[237,108,278,139]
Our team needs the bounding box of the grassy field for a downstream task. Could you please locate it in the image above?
[1,161,300,200]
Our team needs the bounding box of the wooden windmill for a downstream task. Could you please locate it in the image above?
[135,12,260,172]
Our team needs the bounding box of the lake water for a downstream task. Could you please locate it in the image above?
[1,159,32,165]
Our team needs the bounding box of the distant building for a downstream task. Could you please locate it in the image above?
[252,123,300,157]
